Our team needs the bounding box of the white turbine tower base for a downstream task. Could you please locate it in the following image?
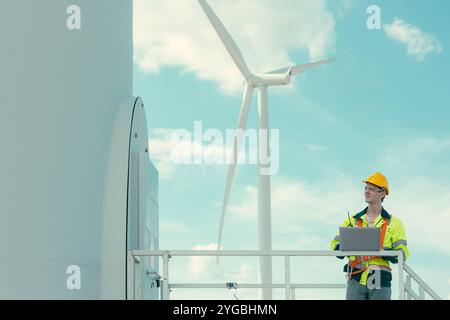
[198,0,336,300]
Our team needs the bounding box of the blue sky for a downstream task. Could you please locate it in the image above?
[133,0,450,299]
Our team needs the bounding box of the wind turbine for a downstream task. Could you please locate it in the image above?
[198,0,336,299]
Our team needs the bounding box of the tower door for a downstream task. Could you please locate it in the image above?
[126,99,159,299]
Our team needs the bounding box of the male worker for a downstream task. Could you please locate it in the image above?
[330,172,409,300]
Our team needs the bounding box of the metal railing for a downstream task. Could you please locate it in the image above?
[403,263,442,300]
[128,249,441,300]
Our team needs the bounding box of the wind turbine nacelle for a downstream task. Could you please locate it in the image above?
[253,73,292,87]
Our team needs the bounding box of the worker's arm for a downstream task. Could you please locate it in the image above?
[330,216,353,259]
[383,218,409,264]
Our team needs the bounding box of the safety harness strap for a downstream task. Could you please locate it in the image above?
[346,217,391,280]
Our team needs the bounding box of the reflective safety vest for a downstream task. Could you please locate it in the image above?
[346,218,389,280]
[330,207,409,286]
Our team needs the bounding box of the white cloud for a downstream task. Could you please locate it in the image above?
[334,0,356,18]
[377,137,450,256]
[379,137,450,176]
[160,220,190,234]
[306,144,327,152]
[222,175,363,251]
[227,185,257,220]
[134,0,336,93]
[148,126,255,180]
[187,243,218,280]
[340,0,355,12]
[224,165,450,257]
[227,176,360,227]
[388,178,450,256]
[410,137,450,152]
[148,133,177,179]
[162,137,450,299]
[384,18,442,60]
[230,264,255,283]
[148,127,219,180]
[288,234,327,250]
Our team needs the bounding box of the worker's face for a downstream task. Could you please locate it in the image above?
[364,183,385,205]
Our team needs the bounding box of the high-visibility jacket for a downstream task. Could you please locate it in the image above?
[329,207,409,286]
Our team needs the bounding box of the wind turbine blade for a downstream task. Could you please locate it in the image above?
[290,58,337,76]
[264,67,290,75]
[198,0,252,81]
[265,58,337,76]
[216,84,254,263]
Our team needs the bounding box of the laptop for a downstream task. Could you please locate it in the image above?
[339,227,381,251]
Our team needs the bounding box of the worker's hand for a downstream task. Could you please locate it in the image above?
[382,256,398,264]
[333,244,345,260]
[382,248,399,264]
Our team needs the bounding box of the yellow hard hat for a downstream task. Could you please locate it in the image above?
[363,172,389,195]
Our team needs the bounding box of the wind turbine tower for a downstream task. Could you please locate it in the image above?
[0,0,159,299]
[198,0,335,300]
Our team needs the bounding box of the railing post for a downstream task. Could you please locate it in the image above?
[284,255,291,300]
[405,275,412,300]
[135,256,142,300]
[419,285,425,300]
[127,251,135,300]
[398,250,405,300]
[291,288,296,300]
[403,263,442,300]
[162,251,170,300]
[128,252,142,300]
